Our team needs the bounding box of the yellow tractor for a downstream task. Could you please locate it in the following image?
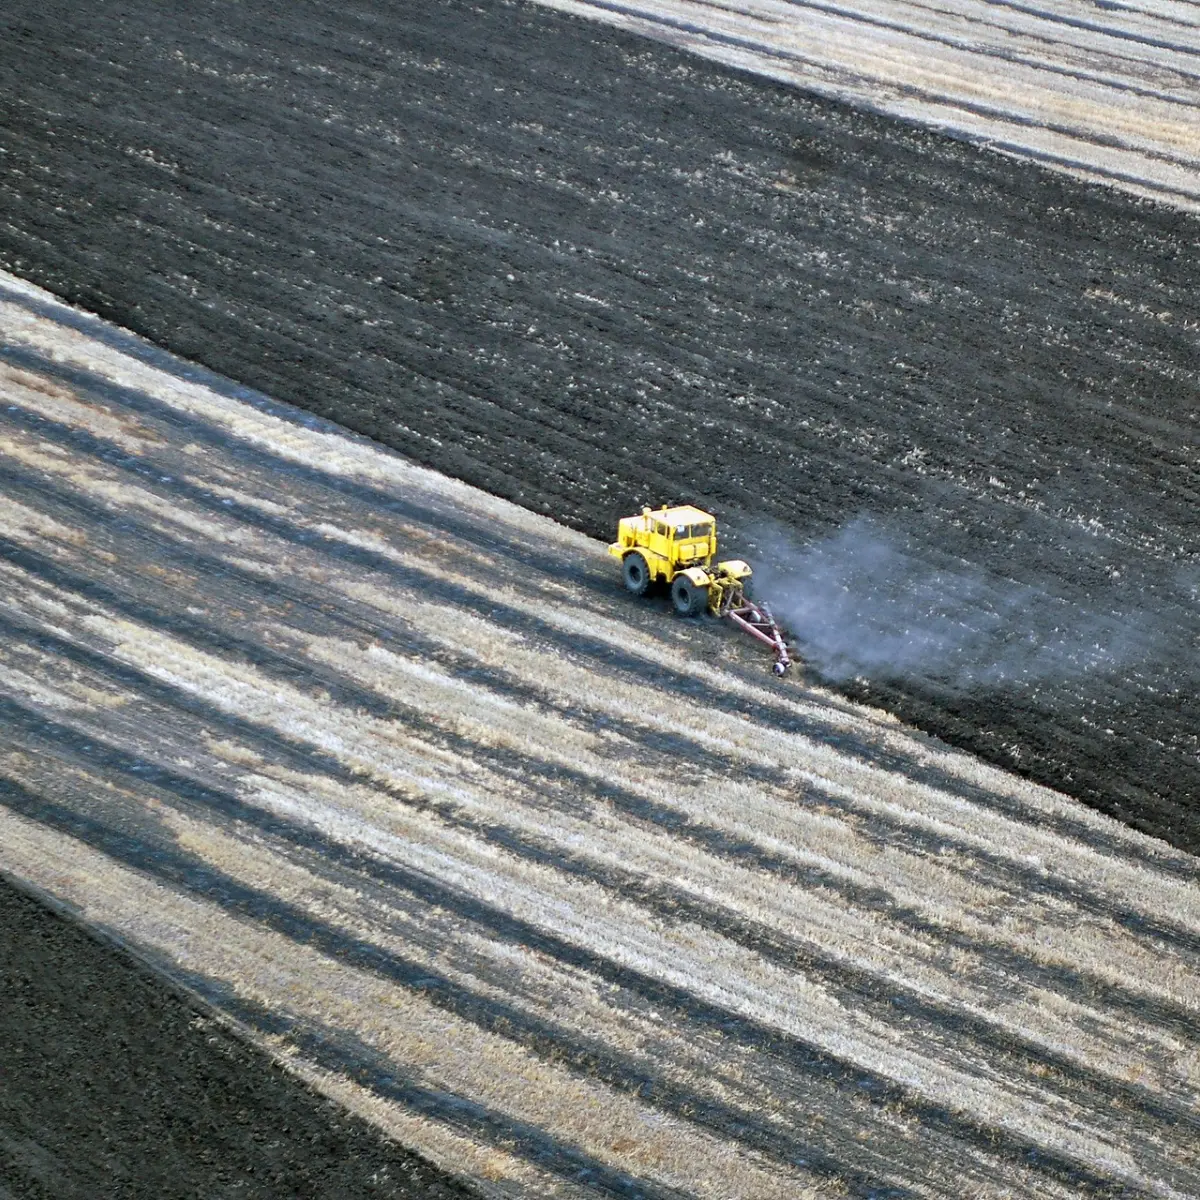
[609,504,791,674]
[608,504,750,615]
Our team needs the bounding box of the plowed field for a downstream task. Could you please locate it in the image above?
[1,274,1198,1197]
[2,0,1198,857]
[4,0,1200,1195]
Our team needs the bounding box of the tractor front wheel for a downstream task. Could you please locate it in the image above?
[623,552,651,596]
[671,574,708,617]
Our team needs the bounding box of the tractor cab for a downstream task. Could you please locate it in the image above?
[670,514,716,568]
[609,505,716,576]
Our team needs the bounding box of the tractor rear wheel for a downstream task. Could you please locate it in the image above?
[671,574,708,617]
[623,552,651,596]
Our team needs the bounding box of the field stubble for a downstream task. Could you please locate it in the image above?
[2,0,1198,856]
[0,276,1198,1197]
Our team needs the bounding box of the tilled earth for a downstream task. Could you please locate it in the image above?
[2,0,1200,1194]
[2,0,1198,854]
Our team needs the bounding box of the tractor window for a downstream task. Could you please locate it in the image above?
[654,521,669,537]
[690,523,713,540]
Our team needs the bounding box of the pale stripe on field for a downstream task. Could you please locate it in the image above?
[1,269,1198,1197]
[533,0,1200,208]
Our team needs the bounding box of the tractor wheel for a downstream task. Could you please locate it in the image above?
[671,574,708,617]
[623,552,651,597]
[740,576,755,603]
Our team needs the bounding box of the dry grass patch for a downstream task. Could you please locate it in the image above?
[0,491,88,548]
[0,804,829,1200]
[0,358,165,451]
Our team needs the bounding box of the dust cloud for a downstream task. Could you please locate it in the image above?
[750,518,1166,689]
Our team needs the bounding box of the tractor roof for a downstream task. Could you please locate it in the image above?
[645,504,715,525]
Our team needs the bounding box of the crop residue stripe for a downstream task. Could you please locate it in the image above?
[1,287,1197,1198]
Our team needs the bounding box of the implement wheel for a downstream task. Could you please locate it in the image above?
[671,574,708,617]
[623,552,651,596]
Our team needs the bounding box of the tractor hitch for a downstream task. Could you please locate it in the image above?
[724,597,792,676]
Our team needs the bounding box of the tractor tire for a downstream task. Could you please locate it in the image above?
[671,574,708,617]
[623,552,651,597]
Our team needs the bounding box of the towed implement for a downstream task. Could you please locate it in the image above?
[609,505,791,675]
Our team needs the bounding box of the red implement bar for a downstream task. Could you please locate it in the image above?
[726,600,791,676]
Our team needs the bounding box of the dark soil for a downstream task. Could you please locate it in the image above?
[2,0,1198,853]
[0,0,1198,1188]
[0,873,477,1200]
